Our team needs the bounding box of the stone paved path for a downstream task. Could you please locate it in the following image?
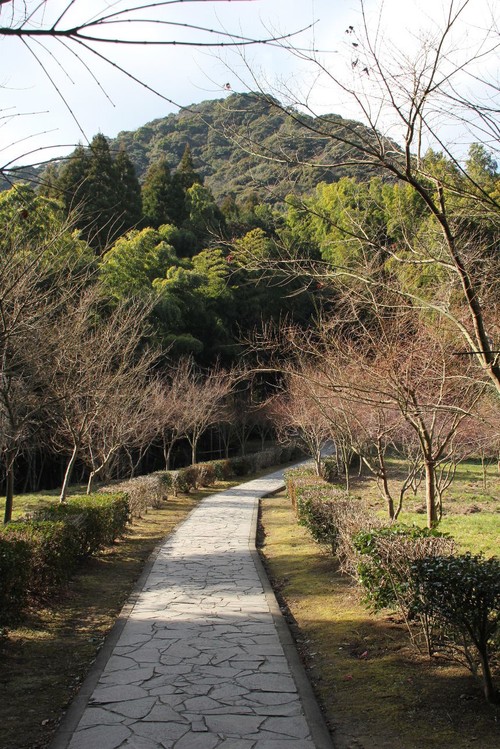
[53,469,333,749]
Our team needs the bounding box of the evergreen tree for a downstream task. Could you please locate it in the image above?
[142,157,183,228]
[115,147,142,232]
[174,144,202,192]
[184,183,226,252]
[85,133,120,250]
[37,162,61,201]
[57,144,90,216]
[56,135,142,251]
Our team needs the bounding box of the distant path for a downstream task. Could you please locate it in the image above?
[51,468,333,749]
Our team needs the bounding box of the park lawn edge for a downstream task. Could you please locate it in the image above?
[257,490,500,749]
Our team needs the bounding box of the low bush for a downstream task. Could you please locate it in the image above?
[321,456,339,483]
[251,446,284,472]
[196,463,216,487]
[354,525,456,613]
[171,465,199,495]
[211,459,234,481]
[284,467,323,512]
[284,468,378,574]
[0,532,32,622]
[36,493,129,555]
[103,474,169,516]
[229,455,252,476]
[0,493,129,624]
[411,553,500,704]
[0,520,81,622]
[296,485,346,550]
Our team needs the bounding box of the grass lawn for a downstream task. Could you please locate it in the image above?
[258,459,500,749]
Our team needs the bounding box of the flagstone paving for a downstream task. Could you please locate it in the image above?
[53,470,333,749]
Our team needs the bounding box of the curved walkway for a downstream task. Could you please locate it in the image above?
[51,469,333,749]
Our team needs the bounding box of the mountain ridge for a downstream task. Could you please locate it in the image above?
[112,92,381,203]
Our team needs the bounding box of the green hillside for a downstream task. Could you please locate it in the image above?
[112,92,381,202]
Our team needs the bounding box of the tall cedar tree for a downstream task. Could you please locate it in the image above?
[142,157,184,228]
[57,135,142,251]
[115,147,143,232]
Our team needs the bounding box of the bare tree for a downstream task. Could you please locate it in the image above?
[269,367,331,475]
[267,309,485,527]
[186,362,234,465]
[151,360,201,470]
[83,373,158,493]
[47,287,155,502]
[0,199,86,522]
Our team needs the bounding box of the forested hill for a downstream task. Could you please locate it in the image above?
[112,92,380,202]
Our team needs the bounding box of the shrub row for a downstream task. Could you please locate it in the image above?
[284,468,500,704]
[169,446,299,496]
[102,473,170,517]
[0,493,128,624]
[102,447,299,508]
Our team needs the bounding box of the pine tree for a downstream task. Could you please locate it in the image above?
[37,162,61,201]
[85,133,120,249]
[56,135,142,251]
[57,144,90,217]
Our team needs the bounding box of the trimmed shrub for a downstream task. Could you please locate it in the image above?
[196,463,216,487]
[0,532,32,623]
[353,525,456,614]
[229,456,252,476]
[296,485,345,548]
[37,493,129,555]
[0,520,81,622]
[0,492,129,623]
[411,553,500,703]
[212,459,234,481]
[103,474,169,516]
[284,468,380,574]
[320,457,338,483]
[171,466,199,495]
[284,467,323,512]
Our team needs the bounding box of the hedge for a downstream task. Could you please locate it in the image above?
[0,492,129,624]
[37,493,129,555]
[168,446,301,496]
[102,474,170,517]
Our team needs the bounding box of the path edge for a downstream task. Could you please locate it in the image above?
[250,485,335,749]
[48,504,199,749]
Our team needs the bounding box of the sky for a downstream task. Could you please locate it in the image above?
[0,0,497,169]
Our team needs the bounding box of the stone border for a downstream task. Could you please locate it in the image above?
[250,488,334,749]
[49,506,200,749]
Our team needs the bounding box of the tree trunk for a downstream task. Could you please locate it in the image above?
[3,458,15,524]
[59,443,79,503]
[478,645,500,704]
[377,438,394,520]
[424,458,438,528]
[314,450,322,476]
[381,472,394,520]
[87,470,97,494]
[163,436,175,470]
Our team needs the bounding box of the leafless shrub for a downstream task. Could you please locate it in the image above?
[102,472,169,517]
